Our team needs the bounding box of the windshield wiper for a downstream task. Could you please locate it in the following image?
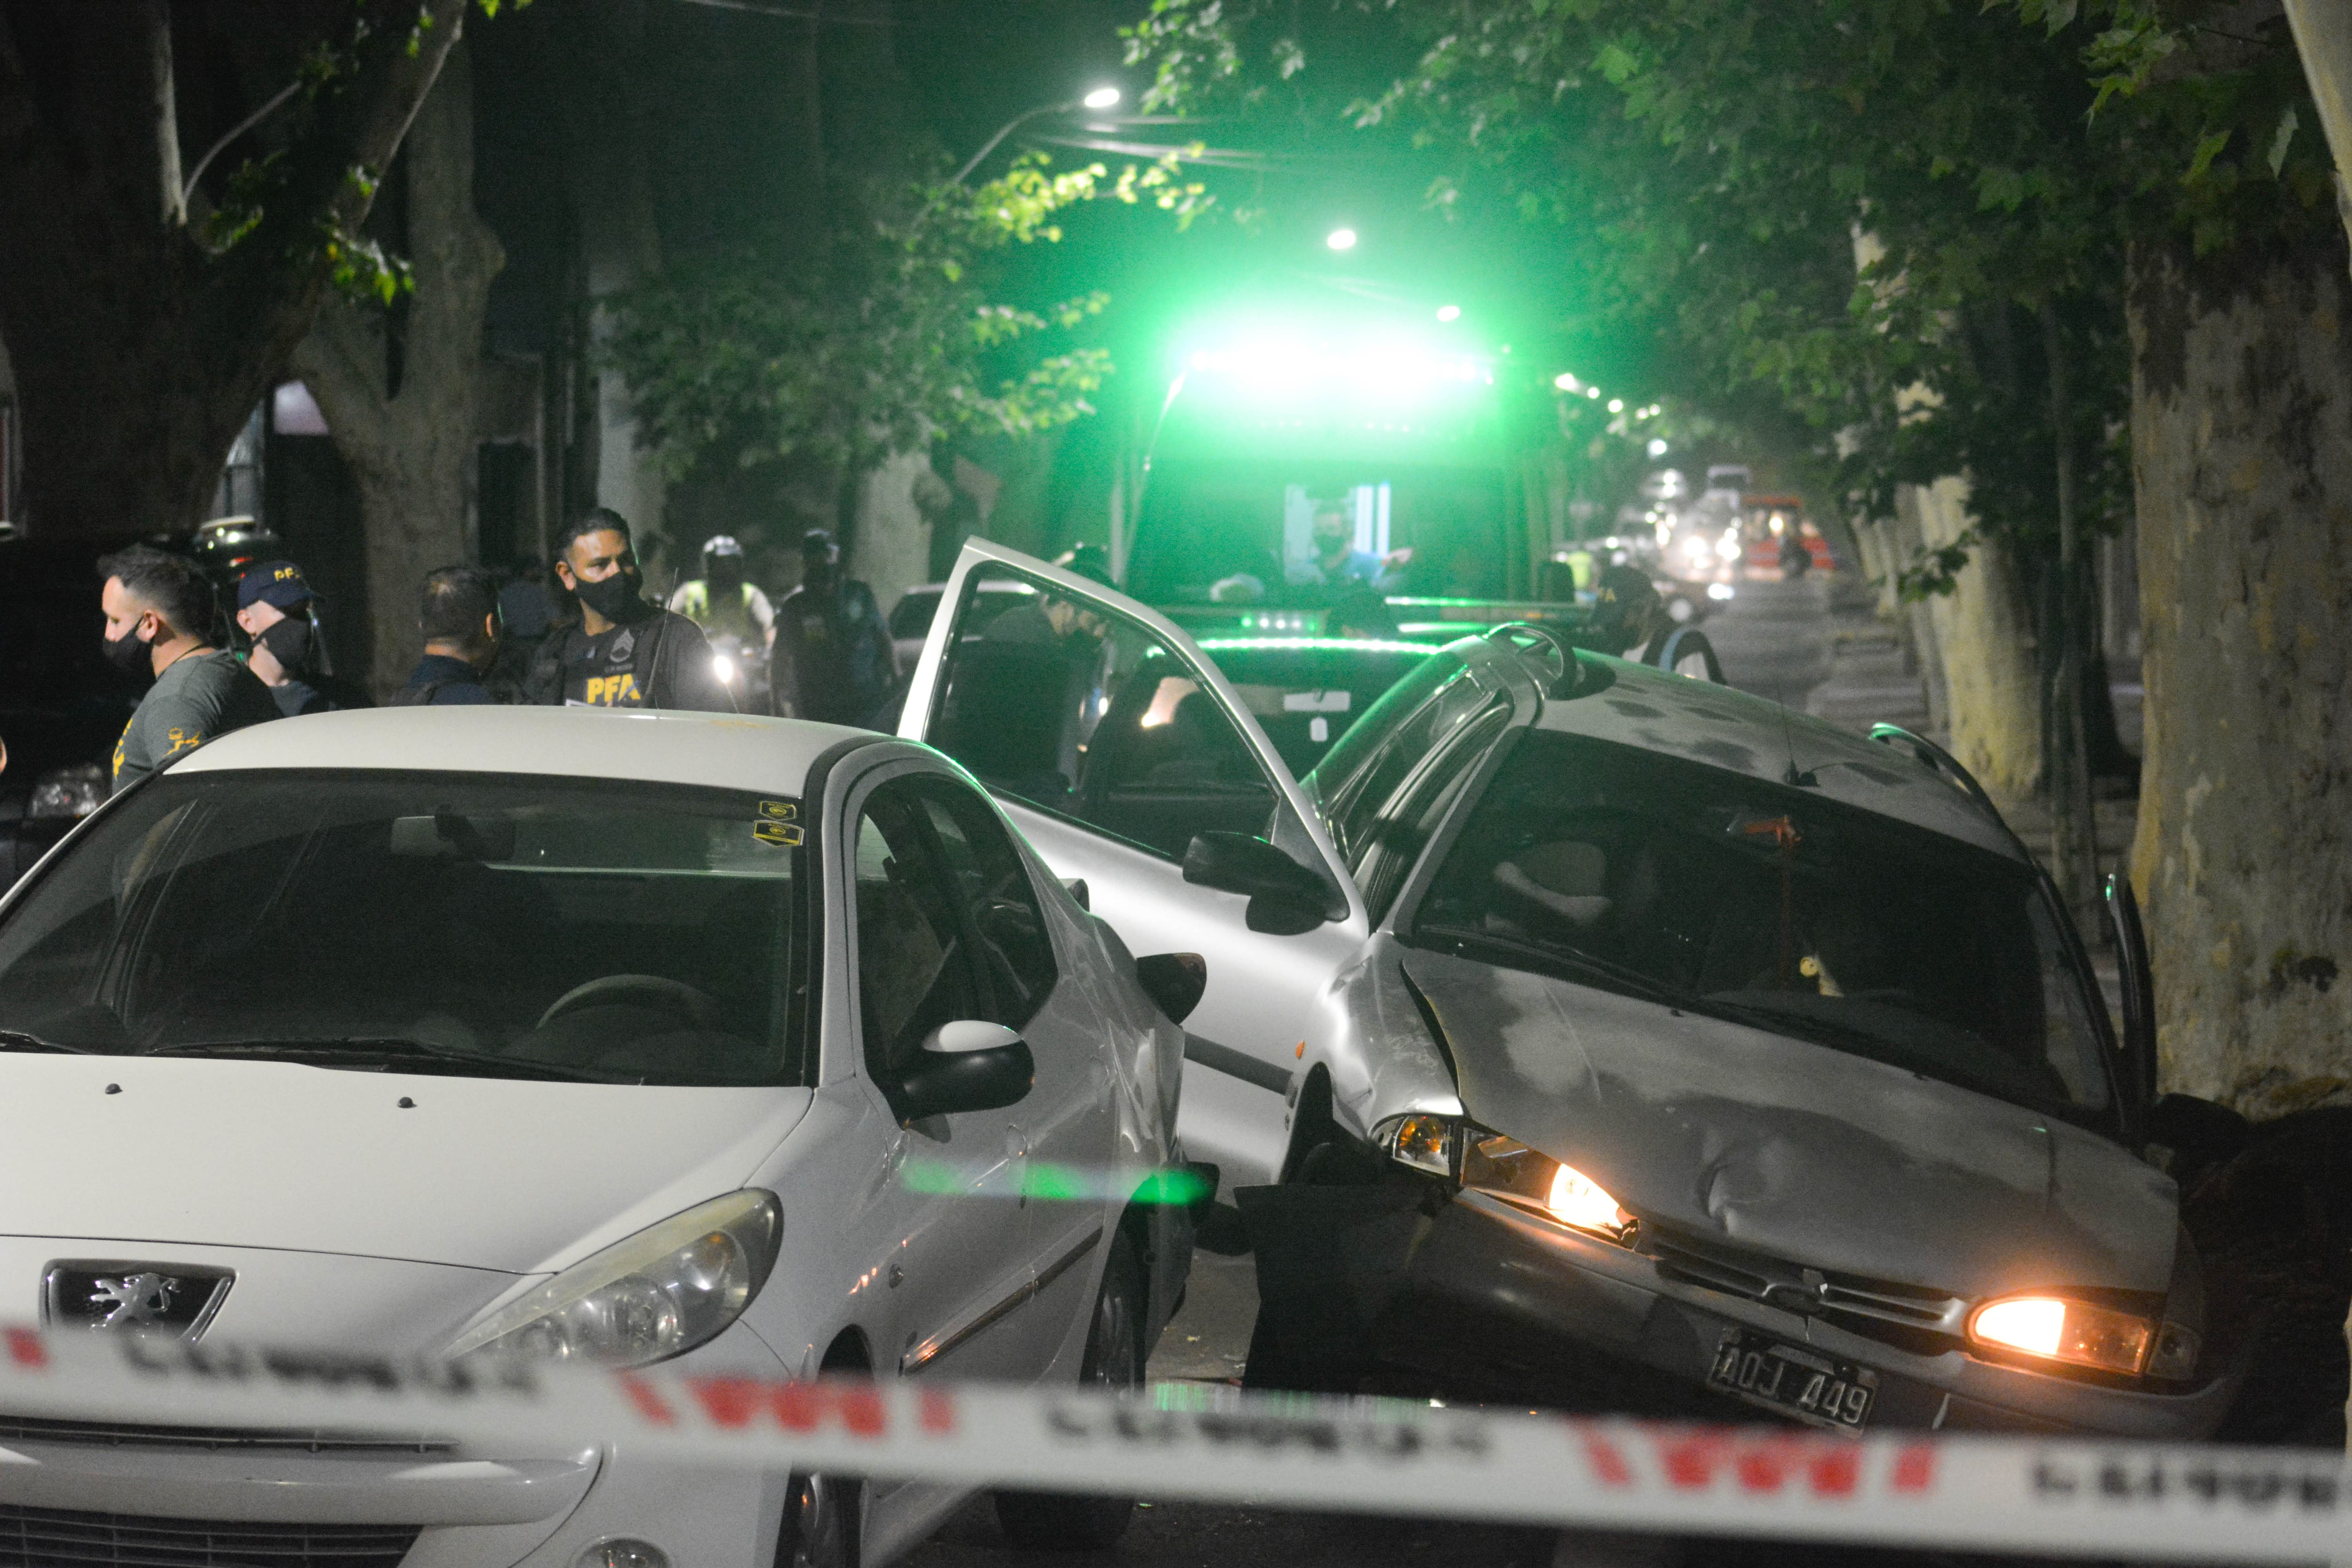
[0,1028,95,1054]
[140,1039,628,1083]
[1415,923,1687,1007]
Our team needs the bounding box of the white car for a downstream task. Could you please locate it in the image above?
[0,706,1200,1568]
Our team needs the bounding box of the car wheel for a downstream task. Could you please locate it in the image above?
[993,1233,1144,1550]
[778,1468,859,1568]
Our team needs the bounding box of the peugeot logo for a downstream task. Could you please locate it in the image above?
[43,1261,234,1339]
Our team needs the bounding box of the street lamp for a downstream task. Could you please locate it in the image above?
[1326,226,1359,251]
[953,87,1123,184]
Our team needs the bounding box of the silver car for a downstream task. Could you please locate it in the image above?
[0,707,1201,1567]
[901,544,2232,1438]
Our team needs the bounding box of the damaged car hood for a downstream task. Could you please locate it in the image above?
[1399,950,2177,1297]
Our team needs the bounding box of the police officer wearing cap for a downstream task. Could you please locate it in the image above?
[234,559,367,716]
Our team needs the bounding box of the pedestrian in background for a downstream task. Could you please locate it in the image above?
[769,528,897,725]
[99,545,278,793]
[526,508,733,712]
[389,566,504,706]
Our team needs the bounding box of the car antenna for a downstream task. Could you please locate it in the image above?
[1777,700,1816,788]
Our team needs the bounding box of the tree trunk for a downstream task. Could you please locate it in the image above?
[1904,476,2042,797]
[2041,300,2101,936]
[2126,232,2352,1115]
[294,43,505,693]
[0,0,469,542]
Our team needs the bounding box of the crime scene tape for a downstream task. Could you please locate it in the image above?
[1,1324,2346,1563]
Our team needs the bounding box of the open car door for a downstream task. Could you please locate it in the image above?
[899,541,1370,1190]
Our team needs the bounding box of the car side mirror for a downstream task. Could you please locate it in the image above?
[1135,952,1207,1026]
[1183,832,1331,936]
[883,1019,1034,1123]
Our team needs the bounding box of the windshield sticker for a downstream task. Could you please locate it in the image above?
[753,820,803,848]
[757,800,798,822]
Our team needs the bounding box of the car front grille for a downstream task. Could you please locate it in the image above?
[0,1506,418,1568]
[1643,1226,1968,1349]
[0,1414,452,1455]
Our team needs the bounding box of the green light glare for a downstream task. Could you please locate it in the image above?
[1171,300,1497,414]
[896,1159,1212,1206]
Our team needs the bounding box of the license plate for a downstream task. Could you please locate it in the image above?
[1706,1331,1876,1431]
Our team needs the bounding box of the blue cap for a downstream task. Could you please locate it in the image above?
[238,560,318,611]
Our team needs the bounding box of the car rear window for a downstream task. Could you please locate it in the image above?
[1408,730,2113,1121]
[0,771,806,1086]
[1197,639,1435,776]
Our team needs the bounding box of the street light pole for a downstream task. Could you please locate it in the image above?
[951,87,1120,186]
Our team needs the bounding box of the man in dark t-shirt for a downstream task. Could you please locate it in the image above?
[98,546,278,792]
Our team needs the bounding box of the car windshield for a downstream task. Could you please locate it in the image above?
[1195,638,1434,775]
[1410,731,2113,1120]
[0,771,804,1086]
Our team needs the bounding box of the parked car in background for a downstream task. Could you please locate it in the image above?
[0,705,1203,1567]
[887,578,1040,673]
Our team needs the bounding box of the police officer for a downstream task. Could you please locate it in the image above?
[667,535,775,649]
[99,545,279,793]
[390,566,503,706]
[768,528,897,725]
[525,509,734,712]
[233,559,366,715]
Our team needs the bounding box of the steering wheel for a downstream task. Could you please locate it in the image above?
[537,974,724,1032]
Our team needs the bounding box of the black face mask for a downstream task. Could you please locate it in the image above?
[102,625,153,681]
[256,618,313,673]
[572,569,647,624]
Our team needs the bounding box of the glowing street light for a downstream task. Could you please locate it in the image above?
[1436,303,1462,322]
[954,87,1127,184]
[1326,227,1359,251]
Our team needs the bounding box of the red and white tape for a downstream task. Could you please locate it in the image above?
[1,1326,2345,1562]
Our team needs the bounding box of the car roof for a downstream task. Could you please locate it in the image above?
[170,706,879,797]
[1531,653,2026,861]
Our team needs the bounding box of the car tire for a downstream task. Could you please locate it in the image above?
[779,1345,866,1568]
[993,1232,1144,1550]
[778,1468,860,1568]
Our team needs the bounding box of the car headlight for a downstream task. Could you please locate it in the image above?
[447,1191,781,1368]
[1968,1293,2201,1379]
[1373,1114,1636,1247]
[27,764,105,821]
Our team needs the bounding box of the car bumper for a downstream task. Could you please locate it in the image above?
[1249,1183,2239,1441]
[0,1324,802,1568]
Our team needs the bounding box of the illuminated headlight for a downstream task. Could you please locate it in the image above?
[1706,582,1736,601]
[447,1191,780,1368]
[1373,1114,1636,1246]
[27,764,105,821]
[711,654,738,684]
[1968,1294,2200,1380]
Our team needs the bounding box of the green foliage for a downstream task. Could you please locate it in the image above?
[186,2,523,305]
[1123,0,2326,596]
[604,156,1198,481]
